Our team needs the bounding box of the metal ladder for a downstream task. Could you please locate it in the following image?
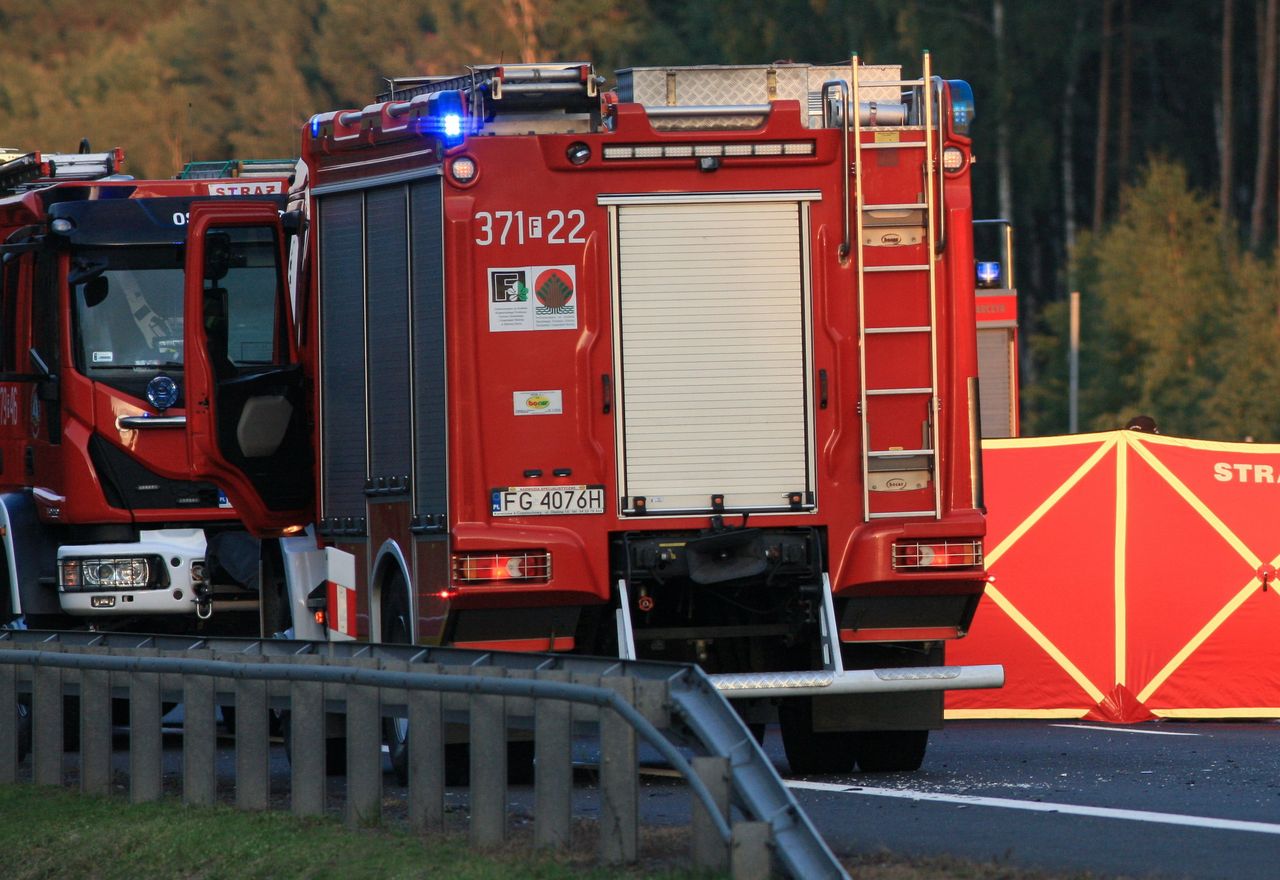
[851,52,942,521]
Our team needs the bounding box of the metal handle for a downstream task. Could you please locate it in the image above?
[117,415,187,430]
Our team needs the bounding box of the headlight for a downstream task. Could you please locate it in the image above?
[60,556,167,591]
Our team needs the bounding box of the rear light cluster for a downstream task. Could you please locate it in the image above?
[891,539,983,571]
[452,550,552,585]
[60,555,168,591]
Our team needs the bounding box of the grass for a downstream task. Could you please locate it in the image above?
[0,784,1143,880]
[0,784,711,880]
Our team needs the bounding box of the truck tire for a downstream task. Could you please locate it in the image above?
[381,579,412,786]
[854,729,929,772]
[778,697,857,775]
[378,583,529,786]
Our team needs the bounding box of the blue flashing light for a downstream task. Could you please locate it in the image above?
[976,261,1002,288]
[947,80,975,137]
[146,374,180,412]
[309,115,322,138]
[430,90,467,148]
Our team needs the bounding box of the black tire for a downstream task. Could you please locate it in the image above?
[853,729,929,773]
[778,698,858,776]
[381,577,412,785]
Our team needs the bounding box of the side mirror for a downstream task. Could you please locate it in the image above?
[204,231,231,281]
[83,275,109,307]
[281,210,306,235]
[68,259,107,286]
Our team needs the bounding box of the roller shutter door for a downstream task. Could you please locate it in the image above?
[614,199,813,514]
[977,326,1016,438]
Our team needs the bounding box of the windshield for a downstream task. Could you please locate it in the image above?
[72,245,185,375]
[72,234,282,402]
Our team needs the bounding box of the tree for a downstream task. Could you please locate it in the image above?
[1092,0,1113,233]
[1219,0,1234,231]
[1032,158,1280,440]
[1249,0,1277,249]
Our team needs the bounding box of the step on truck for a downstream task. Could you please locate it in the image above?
[0,147,310,637]
[178,56,1004,774]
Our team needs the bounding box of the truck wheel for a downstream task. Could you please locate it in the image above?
[778,698,857,775]
[854,729,929,772]
[381,580,412,786]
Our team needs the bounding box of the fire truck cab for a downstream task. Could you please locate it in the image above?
[0,148,309,635]
[183,56,1003,774]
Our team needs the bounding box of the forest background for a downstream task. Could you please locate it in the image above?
[0,0,1277,440]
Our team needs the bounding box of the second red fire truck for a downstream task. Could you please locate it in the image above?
[0,147,304,637]
[175,55,1003,774]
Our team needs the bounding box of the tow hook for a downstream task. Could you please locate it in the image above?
[195,582,213,620]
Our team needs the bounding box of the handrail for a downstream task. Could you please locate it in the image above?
[821,79,851,262]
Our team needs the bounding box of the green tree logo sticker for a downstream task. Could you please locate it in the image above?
[535,268,575,310]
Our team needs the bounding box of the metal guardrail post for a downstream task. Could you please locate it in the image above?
[692,756,731,872]
[345,659,382,828]
[130,668,163,804]
[183,670,217,806]
[80,666,111,796]
[600,675,638,865]
[0,662,18,783]
[289,675,325,817]
[534,668,573,849]
[470,666,508,847]
[235,675,270,811]
[406,663,445,833]
[33,663,62,786]
[732,822,774,880]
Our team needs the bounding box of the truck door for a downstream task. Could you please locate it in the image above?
[182,202,312,532]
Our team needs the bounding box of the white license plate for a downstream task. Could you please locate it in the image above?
[491,485,605,516]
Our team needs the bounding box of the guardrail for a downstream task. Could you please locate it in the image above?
[0,630,849,880]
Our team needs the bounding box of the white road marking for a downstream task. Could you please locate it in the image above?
[1051,723,1200,736]
[788,781,1280,835]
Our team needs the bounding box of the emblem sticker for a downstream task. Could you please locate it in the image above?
[488,265,577,332]
[514,390,563,415]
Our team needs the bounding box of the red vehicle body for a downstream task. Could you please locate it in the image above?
[183,56,1004,773]
[0,149,304,635]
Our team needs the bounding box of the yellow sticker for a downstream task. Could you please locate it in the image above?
[874,131,901,143]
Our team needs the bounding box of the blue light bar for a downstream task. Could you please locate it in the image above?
[429,91,467,148]
[976,261,1002,288]
[947,80,975,137]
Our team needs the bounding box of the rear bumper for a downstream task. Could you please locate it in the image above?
[709,663,1004,699]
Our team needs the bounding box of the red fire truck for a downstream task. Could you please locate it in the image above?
[178,56,1003,774]
[0,147,309,636]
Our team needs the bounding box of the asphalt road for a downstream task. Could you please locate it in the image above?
[773,719,1280,879]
